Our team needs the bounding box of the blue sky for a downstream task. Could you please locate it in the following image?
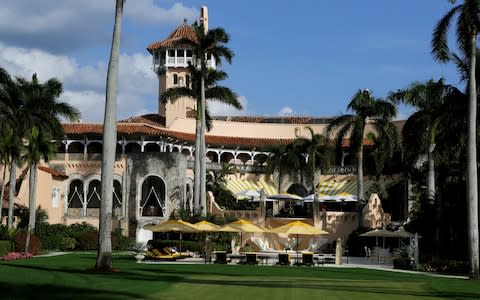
[0,1,462,121]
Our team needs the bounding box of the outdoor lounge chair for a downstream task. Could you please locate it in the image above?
[144,249,177,261]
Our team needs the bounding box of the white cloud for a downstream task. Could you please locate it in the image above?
[0,43,158,122]
[208,95,248,116]
[0,1,197,53]
[278,106,295,116]
[125,1,197,25]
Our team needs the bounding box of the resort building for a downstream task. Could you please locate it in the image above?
[0,6,402,251]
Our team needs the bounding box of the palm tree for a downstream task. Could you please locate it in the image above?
[0,67,23,229]
[389,79,455,204]
[326,89,397,203]
[0,128,14,224]
[96,0,124,271]
[175,23,234,216]
[431,0,480,277]
[13,72,78,252]
[23,127,55,253]
[263,143,303,193]
[294,126,330,192]
[161,64,240,214]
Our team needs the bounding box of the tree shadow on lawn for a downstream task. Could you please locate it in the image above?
[3,262,479,299]
[132,267,480,299]
[0,282,142,300]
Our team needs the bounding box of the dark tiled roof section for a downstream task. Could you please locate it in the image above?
[38,166,68,179]
[120,114,166,127]
[147,23,198,53]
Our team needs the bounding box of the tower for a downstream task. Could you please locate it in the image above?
[146,6,213,128]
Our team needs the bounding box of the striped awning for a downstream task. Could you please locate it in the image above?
[225,178,278,197]
[316,178,397,198]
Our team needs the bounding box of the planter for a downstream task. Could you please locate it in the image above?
[134,253,145,262]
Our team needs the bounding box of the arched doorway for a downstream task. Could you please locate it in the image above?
[139,176,166,217]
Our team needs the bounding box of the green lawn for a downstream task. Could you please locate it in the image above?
[0,253,479,300]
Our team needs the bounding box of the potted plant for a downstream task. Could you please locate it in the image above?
[131,242,146,262]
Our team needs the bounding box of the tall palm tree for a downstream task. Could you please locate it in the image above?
[14,72,78,252]
[0,67,23,229]
[96,0,124,271]
[263,143,303,193]
[389,79,455,203]
[23,127,55,253]
[326,89,397,203]
[294,126,330,192]
[294,127,330,222]
[0,128,15,224]
[176,23,234,216]
[161,64,241,214]
[431,0,480,278]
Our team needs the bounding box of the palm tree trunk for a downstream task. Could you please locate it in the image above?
[25,164,37,253]
[193,100,202,215]
[357,148,364,203]
[96,0,123,270]
[427,144,435,204]
[7,163,15,229]
[466,31,479,279]
[200,76,207,216]
[0,162,7,224]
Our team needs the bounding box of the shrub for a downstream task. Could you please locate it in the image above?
[76,231,98,250]
[0,240,13,255]
[75,231,122,251]
[68,222,98,238]
[393,257,412,270]
[112,228,131,250]
[35,223,70,250]
[13,232,42,255]
[59,237,77,250]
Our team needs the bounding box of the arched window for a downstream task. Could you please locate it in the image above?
[186,75,190,87]
[140,176,166,217]
[113,180,122,217]
[173,74,178,85]
[87,180,101,217]
[67,179,84,217]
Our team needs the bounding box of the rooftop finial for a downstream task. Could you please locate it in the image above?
[183,18,187,24]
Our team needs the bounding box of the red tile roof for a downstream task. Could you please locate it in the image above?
[38,166,68,179]
[62,122,295,148]
[147,23,198,53]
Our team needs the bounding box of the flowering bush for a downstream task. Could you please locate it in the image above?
[0,252,33,260]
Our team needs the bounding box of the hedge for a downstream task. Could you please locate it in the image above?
[0,240,12,256]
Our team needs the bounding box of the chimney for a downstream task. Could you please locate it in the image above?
[200,6,208,33]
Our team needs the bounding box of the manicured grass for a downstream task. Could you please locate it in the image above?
[0,253,479,300]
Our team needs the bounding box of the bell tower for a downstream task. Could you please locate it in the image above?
[146,6,212,128]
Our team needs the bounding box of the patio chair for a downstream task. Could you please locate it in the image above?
[214,251,229,264]
[245,253,259,265]
[277,253,291,266]
[302,252,314,266]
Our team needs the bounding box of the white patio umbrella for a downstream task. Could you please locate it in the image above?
[360,229,395,262]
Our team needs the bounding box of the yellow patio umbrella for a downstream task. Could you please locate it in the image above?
[144,219,199,253]
[193,220,222,263]
[144,219,199,233]
[271,221,328,264]
[218,219,268,248]
[193,220,221,232]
